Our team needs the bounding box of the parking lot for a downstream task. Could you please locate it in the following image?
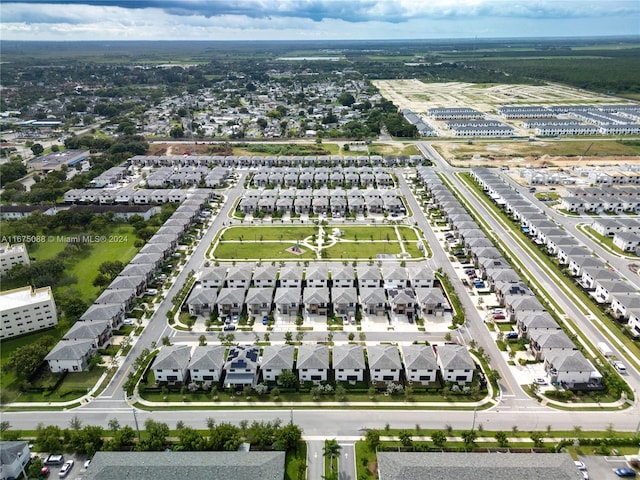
[577,455,638,480]
[36,452,91,479]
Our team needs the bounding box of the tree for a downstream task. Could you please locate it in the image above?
[284,331,293,343]
[36,424,63,453]
[365,430,380,451]
[277,370,299,389]
[530,431,544,448]
[324,439,341,474]
[495,431,509,447]
[69,416,83,431]
[138,419,169,451]
[273,422,302,451]
[399,430,413,448]
[98,260,124,279]
[461,430,477,451]
[31,143,44,156]
[431,430,447,449]
[5,336,55,380]
[199,335,207,346]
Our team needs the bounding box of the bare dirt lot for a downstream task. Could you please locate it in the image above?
[433,140,640,168]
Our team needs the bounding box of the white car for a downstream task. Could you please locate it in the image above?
[575,461,587,471]
[58,460,74,478]
[534,377,547,385]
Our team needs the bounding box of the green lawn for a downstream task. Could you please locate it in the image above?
[29,240,67,261]
[338,226,397,241]
[325,241,402,259]
[0,328,61,402]
[220,226,317,241]
[285,442,307,480]
[64,225,140,302]
[213,242,316,260]
[14,367,106,403]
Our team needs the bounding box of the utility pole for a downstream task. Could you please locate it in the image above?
[132,408,141,442]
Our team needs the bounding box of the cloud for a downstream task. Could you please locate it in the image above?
[1,0,639,41]
[5,0,640,24]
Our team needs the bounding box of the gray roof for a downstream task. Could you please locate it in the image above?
[377,452,584,480]
[296,344,329,370]
[360,287,386,304]
[82,451,286,480]
[333,344,365,370]
[331,287,357,304]
[188,345,226,372]
[402,345,437,370]
[252,264,277,282]
[45,339,95,361]
[367,344,402,370]
[303,287,329,304]
[546,350,592,372]
[0,441,28,466]
[217,287,247,305]
[274,286,301,304]
[261,344,295,370]
[153,345,191,371]
[63,320,110,340]
[436,345,475,371]
[530,330,575,349]
[187,287,218,306]
[245,287,274,305]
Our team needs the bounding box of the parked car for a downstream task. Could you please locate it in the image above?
[342,315,349,325]
[493,314,506,320]
[40,467,50,477]
[534,377,547,385]
[231,315,239,324]
[615,468,637,478]
[505,332,518,339]
[223,324,236,331]
[58,460,74,478]
[84,459,92,469]
[262,316,269,325]
[574,461,587,471]
[44,455,64,466]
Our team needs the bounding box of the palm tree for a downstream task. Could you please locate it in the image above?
[323,439,341,475]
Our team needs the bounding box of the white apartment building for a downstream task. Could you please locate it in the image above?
[0,243,30,274]
[0,286,58,339]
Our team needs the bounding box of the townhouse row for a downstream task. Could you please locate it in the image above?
[251,166,395,189]
[470,168,640,339]
[151,342,477,389]
[44,190,215,373]
[187,262,449,320]
[237,188,406,217]
[417,166,603,389]
[128,154,426,168]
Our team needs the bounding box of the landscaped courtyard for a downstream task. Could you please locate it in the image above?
[210,225,427,260]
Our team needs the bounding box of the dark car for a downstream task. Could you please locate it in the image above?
[615,468,637,478]
[223,324,236,331]
[505,332,518,339]
[44,455,64,466]
[262,316,269,325]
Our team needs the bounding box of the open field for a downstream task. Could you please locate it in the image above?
[220,226,317,241]
[432,139,640,168]
[213,242,316,260]
[65,225,140,302]
[373,80,631,114]
[212,225,425,260]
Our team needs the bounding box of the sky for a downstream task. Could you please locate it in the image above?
[1,0,639,42]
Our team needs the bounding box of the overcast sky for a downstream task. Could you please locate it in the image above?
[1,0,639,42]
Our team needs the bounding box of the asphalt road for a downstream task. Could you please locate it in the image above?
[2,154,638,478]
